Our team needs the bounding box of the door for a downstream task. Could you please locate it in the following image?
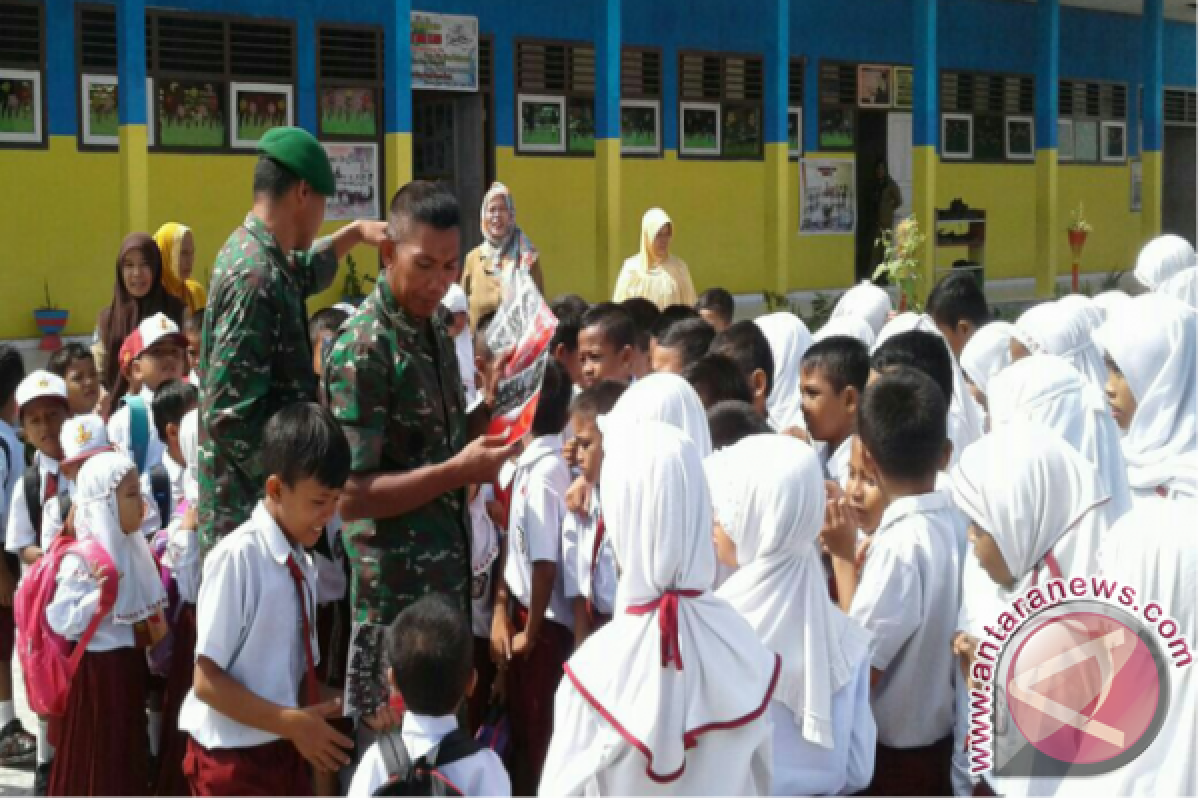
[413,92,487,253]
[855,111,890,281]
[1163,126,1197,248]
[887,112,914,223]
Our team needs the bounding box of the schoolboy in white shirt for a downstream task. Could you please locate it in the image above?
[347,595,511,797]
[824,368,963,796]
[151,379,199,514]
[179,403,354,796]
[4,371,70,567]
[107,312,188,474]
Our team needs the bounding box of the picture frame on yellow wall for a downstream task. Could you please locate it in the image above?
[1101,120,1127,163]
[680,101,720,157]
[1058,119,1074,162]
[0,68,42,145]
[517,94,566,154]
[620,99,660,156]
[1005,116,1034,161]
[230,82,294,150]
[81,74,118,148]
[942,113,973,160]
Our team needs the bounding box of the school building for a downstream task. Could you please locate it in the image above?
[0,0,1195,341]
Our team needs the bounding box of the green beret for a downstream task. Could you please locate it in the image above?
[257,126,336,197]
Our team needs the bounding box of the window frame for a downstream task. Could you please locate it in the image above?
[315,22,384,144]
[0,0,47,149]
[677,48,765,161]
[939,69,1036,164]
[513,37,595,158]
[620,44,663,158]
[1058,77,1128,166]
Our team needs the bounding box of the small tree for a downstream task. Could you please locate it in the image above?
[873,215,926,312]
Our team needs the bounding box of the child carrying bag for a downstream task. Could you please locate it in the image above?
[372,728,483,798]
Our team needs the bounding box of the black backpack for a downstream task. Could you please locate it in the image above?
[373,728,483,797]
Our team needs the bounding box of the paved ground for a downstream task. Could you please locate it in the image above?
[0,660,35,797]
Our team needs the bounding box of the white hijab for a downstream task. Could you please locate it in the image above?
[1056,293,1105,332]
[1094,294,1198,496]
[831,281,892,335]
[564,420,779,783]
[709,435,870,748]
[1159,266,1198,310]
[951,421,1112,585]
[755,312,812,432]
[604,372,712,457]
[1092,289,1133,321]
[1013,302,1109,391]
[960,321,1016,397]
[180,408,199,507]
[441,283,478,406]
[1134,233,1197,291]
[813,316,875,350]
[73,452,167,625]
[988,354,1132,519]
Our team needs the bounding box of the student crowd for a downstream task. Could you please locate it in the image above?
[0,125,1195,798]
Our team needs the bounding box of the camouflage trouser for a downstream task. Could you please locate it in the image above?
[346,536,472,628]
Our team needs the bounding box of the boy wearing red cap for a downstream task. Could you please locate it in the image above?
[108,312,188,476]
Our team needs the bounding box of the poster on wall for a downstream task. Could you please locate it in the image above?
[231,83,293,149]
[323,142,379,221]
[411,12,479,92]
[799,158,856,235]
[159,80,225,148]
[82,74,118,146]
[0,69,42,144]
[320,87,378,137]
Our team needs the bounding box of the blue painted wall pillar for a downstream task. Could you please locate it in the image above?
[1034,0,1060,297]
[296,15,318,134]
[595,0,621,298]
[117,0,149,234]
[384,0,413,199]
[912,0,938,296]
[764,0,790,294]
[1142,0,1165,240]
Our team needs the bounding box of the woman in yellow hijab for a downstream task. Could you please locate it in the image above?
[154,222,206,313]
[613,208,697,310]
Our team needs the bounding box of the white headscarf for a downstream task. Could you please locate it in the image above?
[1134,233,1197,291]
[951,421,1112,584]
[1092,290,1133,321]
[988,354,1132,519]
[563,420,779,783]
[1014,302,1109,390]
[1093,294,1198,496]
[1055,294,1105,332]
[1159,266,1198,310]
[708,435,870,748]
[754,312,812,432]
[180,408,199,507]
[813,316,875,350]
[441,283,478,406]
[604,372,712,457]
[830,281,892,335]
[73,452,167,625]
[959,321,1016,397]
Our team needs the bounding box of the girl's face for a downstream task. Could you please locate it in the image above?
[178,231,196,281]
[116,470,145,535]
[64,357,101,416]
[1104,354,1137,431]
[484,195,512,241]
[968,522,1015,589]
[122,249,155,299]
[712,517,739,568]
[652,224,672,262]
[845,437,886,535]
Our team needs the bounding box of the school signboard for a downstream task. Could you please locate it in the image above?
[411,13,479,92]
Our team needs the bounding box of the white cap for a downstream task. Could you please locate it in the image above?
[442,284,469,315]
[59,413,113,467]
[119,312,187,370]
[15,371,68,411]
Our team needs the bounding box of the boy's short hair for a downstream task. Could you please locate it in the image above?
[580,303,637,352]
[0,346,25,411]
[532,359,573,437]
[802,335,870,394]
[551,294,590,322]
[707,400,772,450]
[683,352,754,409]
[653,305,701,339]
[858,367,948,481]
[183,308,206,336]
[695,288,735,325]
[309,307,350,347]
[926,271,990,330]
[387,180,461,244]
[47,343,94,379]
[657,318,715,370]
[262,402,351,490]
[619,297,660,352]
[871,331,955,404]
[550,296,588,355]
[386,594,473,717]
[152,380,199,439]
[570,380,626,419]
[709,321,775,397]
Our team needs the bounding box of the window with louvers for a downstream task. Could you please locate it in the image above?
[941,70,1034,162]
[621,47,662,156]
[0,1,41,70]
[516,39,595,155]
[317,24,382,140]
[679,50,763,159]
[1059,79,1127,163]
[0,0,45,146]
[1164,88,1197,127]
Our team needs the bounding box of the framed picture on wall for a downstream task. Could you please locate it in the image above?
[788,107,802,157]
[231,83,293,149]
[723,105,762,158]
[858,65,893,108]
[942,113,973,160]
[1058,119,1075,162]
[1102,120,1127,163]
[567,96,595,155]
[893,67,914,110]
[319,87,378,138]
[818,107,855,150]
[620,99,660,155]
[81,74,118,147]
[1074,119,1100,162]
[1005,116,1034,161]
[0,69,43,144]
[159,80,225,149]
[517,94,565,153]
[680,101,720,156]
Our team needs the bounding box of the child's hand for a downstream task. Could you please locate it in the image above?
[485,500,506,529]
[284,699,353,773]
[565,476,592,515]
[181,506,198,532]
[490,610,515,665]
[819,482,858,563]
[362,703,401,733]
[512,630,537,660]
[952,632,983,690]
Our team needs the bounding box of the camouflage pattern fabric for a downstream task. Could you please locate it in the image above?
[323,279,472,625]
[197,212,337,548]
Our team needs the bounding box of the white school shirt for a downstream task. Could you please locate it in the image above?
[469,490,498,640]
[769,653,876,796]
[0,419,21,531]
[4,451,61,555]
[162,452,186,514]
[503,434,574,627]
[107,387,166,473]
[45,551,137,651]
[818,437,854,487]
[849,490,963,749]
[562,493,617,616]
[163,514,202,605]
[347,712,511,798]
[179,502,320,750]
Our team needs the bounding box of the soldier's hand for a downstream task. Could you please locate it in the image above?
[356,220,390,249]
[456,434,520,485]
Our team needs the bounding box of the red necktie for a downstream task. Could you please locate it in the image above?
[43,471,58,503]
[285,554,320,707]
[586,517,606,620]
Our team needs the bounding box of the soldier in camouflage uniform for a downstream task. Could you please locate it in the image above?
[198,126,387,548]
[324,181,515,631]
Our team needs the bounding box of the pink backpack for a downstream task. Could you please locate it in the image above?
[14,535,118,716]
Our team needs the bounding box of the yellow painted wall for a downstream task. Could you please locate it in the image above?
[788,154,856,291]
[1058,163,1142,277]
[937,163,1038,281]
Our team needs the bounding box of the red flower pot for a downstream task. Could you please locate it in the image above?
[33,309,69,352]
[1067,230,1088,292]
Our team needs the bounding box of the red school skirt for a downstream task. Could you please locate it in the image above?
[184,736,312,797]
[154,603,197,797]
[48,647,149,797]
[864,735,955,797]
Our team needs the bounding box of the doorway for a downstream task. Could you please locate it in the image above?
[855,111,890,281]
[413,91,487,252]
[1163,125,1197,247]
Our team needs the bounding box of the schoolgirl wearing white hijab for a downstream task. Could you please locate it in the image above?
[1012,301,1109,390]
[1092,289,1133,321]
[831,281,893,335]
[1133,233,1197,291]
[708,435,875,796]
[958,321,1017,402]
[539,421,778,796]
[755,312,813,433]
[1158,265,1198,309]
[814,315,876,350]
[604,372,712,457]
[1093,293,1197,502]
[987,354,1132,519]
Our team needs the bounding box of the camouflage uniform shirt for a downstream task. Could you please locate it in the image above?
[323,279,471,624]
[198,212,337,548]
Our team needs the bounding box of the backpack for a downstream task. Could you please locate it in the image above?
[120,395,173,526]
[13,535,118,716]
[372,728,483,797]
[23,464,72,540]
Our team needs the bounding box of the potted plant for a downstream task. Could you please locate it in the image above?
[340,255,376,307]
[873,215,927,312]
[33,280,69,351]
[1067,203,1092,293]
